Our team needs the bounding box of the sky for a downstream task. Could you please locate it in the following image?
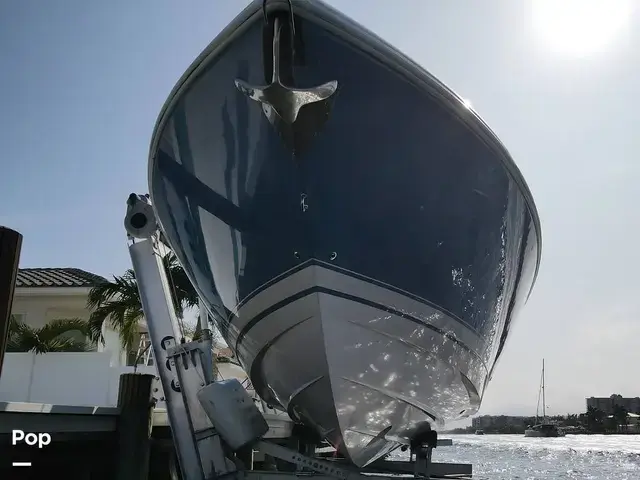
[1,0,639,419]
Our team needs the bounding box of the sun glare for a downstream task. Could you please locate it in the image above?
[531,0,632,57]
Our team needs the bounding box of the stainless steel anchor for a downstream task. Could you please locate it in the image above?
[235,2,338,154]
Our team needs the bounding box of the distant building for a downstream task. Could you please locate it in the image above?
[586,394,640,415]
[472,415,529,429]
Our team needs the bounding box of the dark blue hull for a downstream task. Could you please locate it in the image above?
[148,0,541,462]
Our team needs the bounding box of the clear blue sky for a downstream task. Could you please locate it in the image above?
[1,0,639,416]
[0,0,254,277]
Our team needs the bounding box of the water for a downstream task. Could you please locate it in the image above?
[405,434,640,479]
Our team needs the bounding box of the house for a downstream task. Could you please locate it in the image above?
[9,268,126,360]
[0,268,158,407]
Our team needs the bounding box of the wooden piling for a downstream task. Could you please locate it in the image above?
[115,373,155,480]
[0,226,22,380]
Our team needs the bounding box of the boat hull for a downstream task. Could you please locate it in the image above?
[148,0,541,467]
[232,262,489,466]
[525,424,565,437]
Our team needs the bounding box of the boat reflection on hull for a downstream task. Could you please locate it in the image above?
[148,0,542,467]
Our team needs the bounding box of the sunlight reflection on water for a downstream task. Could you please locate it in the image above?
[391,434,640,479]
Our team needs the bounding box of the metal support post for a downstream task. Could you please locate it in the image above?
[129,238,205,480]
[125,194,234,480]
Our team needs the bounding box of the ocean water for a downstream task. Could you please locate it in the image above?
[401,434,640,480]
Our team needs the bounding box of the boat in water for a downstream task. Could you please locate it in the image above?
[474,430,485,435]
[148,0,542,467]
[524,360,564,438]
[525,423,564,438]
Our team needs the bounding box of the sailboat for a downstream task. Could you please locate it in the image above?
[524,359,565,437]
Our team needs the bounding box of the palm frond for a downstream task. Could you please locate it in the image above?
[7,316,91,353]
[85,250,199,352]
[87,306,110,345]
[120,308,143,352]
[37,318,90,341]
[45,336,91,353]
[88,300,143,346]
[163,252,199,309]
[87,272,139,309]
[7,316,40,352]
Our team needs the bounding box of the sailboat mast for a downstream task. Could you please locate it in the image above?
[542,359,546,421]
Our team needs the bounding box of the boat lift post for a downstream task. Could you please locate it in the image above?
[124,194,234,480]
[123,193,472,480]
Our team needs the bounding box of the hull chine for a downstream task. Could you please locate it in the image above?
[232,265,488,466]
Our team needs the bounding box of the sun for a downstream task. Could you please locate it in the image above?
[530,0,633,57]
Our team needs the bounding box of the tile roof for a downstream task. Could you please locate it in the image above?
[16,268,108,288]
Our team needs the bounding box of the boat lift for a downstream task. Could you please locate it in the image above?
[123,193,472,480]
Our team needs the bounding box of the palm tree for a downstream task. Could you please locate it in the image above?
[86,252,199,352]
[7,315,91,353]
[565,413,578,427]
[613,404,629,432]
[586,405,605,432]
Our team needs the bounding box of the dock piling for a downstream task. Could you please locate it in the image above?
[0,226,22,380]
[115,373,155,480]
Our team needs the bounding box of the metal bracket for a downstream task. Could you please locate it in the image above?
[408,425,438,479]
[162,337,234,478]
[255,441,365,480]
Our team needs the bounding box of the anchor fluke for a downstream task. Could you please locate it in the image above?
[235,12,338,155]
[234,78,337,125]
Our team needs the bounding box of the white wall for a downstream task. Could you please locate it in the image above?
[5,288,252,408]
[0,352,276,418]
[12,291,90,328]
[11,288,126,365]
[5,289,261,408]
[0,352,161,407]
[100,324,127,366]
